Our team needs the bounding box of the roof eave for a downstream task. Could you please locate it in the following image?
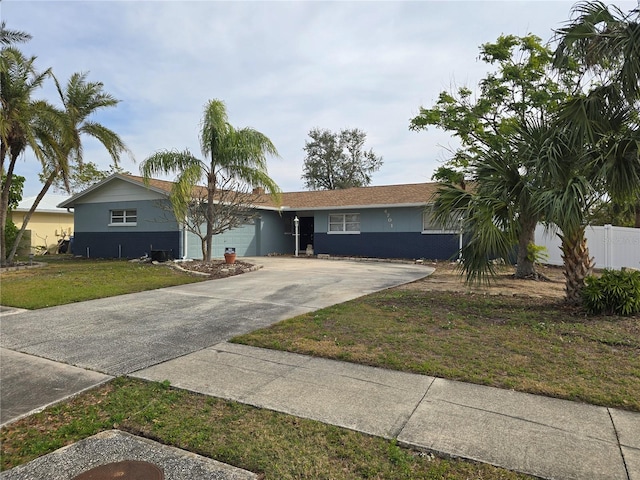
[278,202,432,211]
[57,174,170,208]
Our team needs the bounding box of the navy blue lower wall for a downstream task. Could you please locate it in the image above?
[72,231,180,259]
[314,232,460,260]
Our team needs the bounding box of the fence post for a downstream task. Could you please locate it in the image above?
[604,224,612,269]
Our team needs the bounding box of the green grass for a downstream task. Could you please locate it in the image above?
[0,377,532,479]
[0,256,203,309]
[233,290,640,411]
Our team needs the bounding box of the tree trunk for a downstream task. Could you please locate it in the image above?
[6,170,57,264]
[635,198,640,228]
[514,217,537,279]
[204,172,215,262]
[0,150,19,265]
[560,228,594,304]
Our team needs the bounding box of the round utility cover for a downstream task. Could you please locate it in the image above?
[72,460,164,479]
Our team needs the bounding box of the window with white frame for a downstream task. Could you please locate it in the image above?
[110,209,137,226]
[422,210,459,234]
[328,213,360,234]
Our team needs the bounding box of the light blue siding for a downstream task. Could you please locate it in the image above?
[313,207,424,234]
[74,199,178,233]
[256,211,293,255]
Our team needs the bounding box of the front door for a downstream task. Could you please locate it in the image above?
[299,216,314,252]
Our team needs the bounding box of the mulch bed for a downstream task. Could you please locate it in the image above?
[170,260,258,279]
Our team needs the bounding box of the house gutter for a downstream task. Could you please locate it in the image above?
[277,202,432,212]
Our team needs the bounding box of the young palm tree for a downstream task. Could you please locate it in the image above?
[430,134,543,285]
[140,99,281,262]
[5,72,130,263]
[0,46,56,263]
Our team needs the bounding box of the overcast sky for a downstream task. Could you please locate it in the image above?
[3,0,638,198]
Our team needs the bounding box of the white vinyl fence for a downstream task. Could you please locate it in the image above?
[535,224,640,270]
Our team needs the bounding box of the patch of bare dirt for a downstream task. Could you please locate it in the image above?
[399,262,567,299]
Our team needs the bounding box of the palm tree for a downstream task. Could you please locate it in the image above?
[6,72,130,263]
[140,99,281,262]
[545,1,640,302]
[0,22,31,46]
[431,133,543,284]
[0,46,56,263]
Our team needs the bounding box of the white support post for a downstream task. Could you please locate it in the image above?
[294,216,300,257]
[182,222,188,260]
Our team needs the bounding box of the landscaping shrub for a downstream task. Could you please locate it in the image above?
[4,219,18,256]
[582,268,640,316]
[526,243,549,265]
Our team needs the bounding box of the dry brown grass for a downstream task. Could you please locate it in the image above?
[399,262,567,299]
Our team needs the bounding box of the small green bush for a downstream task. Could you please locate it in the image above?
[582,269,640,316]
[526,243,549,265]
[4,219,18,255]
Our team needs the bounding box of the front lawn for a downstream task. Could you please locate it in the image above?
[233,289,640,411]
[0,257,204,309]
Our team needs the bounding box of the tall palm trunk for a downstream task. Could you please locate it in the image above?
[515,216,538,278]
[6,169,57,262]
[560,227,594,304]
[204,172,215,262]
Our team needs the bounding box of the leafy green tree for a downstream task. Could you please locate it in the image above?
[588,198,637,227]
[140,99,281,262]
[302,128,382,190]
[6,72,129,263]
[411,35,569,281]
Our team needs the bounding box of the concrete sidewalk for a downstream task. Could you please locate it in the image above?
[134,341,640,480]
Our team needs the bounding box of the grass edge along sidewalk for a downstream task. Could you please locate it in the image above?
[0,377,534,479]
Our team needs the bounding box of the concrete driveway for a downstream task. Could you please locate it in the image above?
[0,257,433,424]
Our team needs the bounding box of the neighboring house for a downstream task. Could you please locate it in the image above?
[12,194,74,255]
[58,174,462,261]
